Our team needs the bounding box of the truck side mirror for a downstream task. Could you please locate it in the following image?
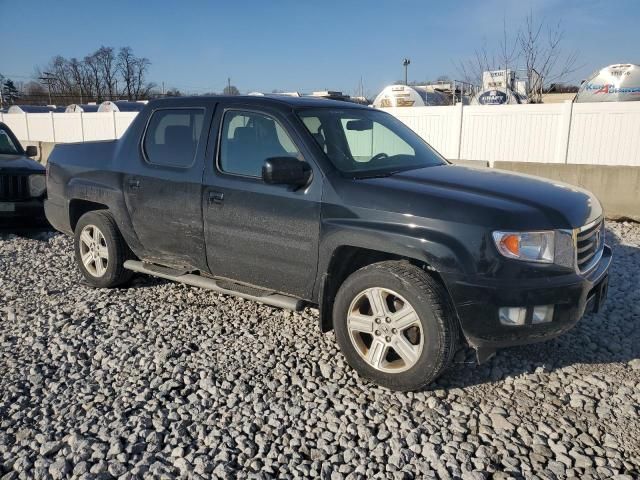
[25,145,38,157]
[262,157,311,187]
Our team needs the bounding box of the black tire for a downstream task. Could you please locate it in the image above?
[333,260,459,391]
[74,210,133,288]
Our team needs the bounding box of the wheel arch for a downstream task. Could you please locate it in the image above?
[317,244,456,333]
[69,199,109,232]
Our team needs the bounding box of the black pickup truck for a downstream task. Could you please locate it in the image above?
[45,96,611,391]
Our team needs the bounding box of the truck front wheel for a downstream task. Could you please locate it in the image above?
[74,211,133,288]
[333,260,459,391]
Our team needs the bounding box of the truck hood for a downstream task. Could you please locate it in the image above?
[350,165,602,229]
[0,154,46,173]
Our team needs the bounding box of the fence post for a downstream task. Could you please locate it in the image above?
[452,102,464,160]
[80,112,85,142]
[112,111,117,139]
[24,112,30,141]
[556,100,574,164]
[50,111,56,143]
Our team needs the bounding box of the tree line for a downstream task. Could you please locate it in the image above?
[0,43,245,108]
[36,46,154,103]
[0,46,156,108]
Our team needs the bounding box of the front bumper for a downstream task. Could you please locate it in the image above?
[44,197,73,234]
[446,245,612,350]
[0,198,46,225]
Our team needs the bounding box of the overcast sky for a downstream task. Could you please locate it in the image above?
[2,0,639,97]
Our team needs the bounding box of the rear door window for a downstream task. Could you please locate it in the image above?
[143,108,205,167]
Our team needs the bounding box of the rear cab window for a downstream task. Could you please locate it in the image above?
[143,108,205,168]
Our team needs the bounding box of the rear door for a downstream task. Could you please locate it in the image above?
[123,103,214,270]
[201,105,322,299]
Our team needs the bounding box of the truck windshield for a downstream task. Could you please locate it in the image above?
[0,128,20,155]
[297,108,446,177]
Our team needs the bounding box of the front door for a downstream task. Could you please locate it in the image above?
[202,107,321,299]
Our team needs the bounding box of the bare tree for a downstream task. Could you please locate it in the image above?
[456,18,518,87]
[95,46,117,99]
[117,47,153,100]
[83,52,104,101]
[33,46,156,104]
[223,85,240,95]
[455,39,496,87]
[456,12,580,101]
[165,87,183,97]
[67,58,86,103]
[519,11,580,102]
[23,81,47,96]
[133,56,154,99]
[39,56,74,97]
[117,47,136,100]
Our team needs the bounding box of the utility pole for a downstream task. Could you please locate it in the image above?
[227,77,231,95]
[39,72,54,105]
[162,81,165,96]
[402,58,411,86]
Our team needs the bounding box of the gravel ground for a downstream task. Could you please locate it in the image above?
[0,222,639,480]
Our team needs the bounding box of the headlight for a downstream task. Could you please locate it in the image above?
[28,174,46,197]
[492,231,555,263]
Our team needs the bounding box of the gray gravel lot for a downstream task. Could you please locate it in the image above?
[0,222,639,479]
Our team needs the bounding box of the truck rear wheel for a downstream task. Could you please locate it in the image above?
[333,260,459,391]
[74,211,133,288]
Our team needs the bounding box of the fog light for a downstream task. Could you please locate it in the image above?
[499,307,527,326]
[532,305,554,324]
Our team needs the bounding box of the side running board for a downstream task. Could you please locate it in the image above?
[123,260,305,311]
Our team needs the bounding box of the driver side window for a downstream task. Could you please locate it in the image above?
[219,110,301,177]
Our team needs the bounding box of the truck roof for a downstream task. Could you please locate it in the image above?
[146,95,371,110]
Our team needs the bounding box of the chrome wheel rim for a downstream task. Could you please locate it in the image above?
[79,224,109,278]
[347,287,423,373]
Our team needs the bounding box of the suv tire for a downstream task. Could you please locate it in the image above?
[333,260,459,391]
[74,211,133,288]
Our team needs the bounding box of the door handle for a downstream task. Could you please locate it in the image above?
[208,191,224,204]
[128,178,141,189]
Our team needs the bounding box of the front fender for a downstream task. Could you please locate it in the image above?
[318,217,479,280]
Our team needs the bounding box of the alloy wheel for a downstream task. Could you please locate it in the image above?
[347,287,424,373]
[79,224,109,277]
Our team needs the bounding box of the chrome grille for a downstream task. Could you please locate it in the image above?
[576,219,605,273]
[0,174,30,201]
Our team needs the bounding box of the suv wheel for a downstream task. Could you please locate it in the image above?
[74,211,133,288]
[333,260,459,391]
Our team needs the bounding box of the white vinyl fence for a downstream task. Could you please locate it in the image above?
[2,102,640,166]
[382,101,640,166]
[0,111,138,143]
